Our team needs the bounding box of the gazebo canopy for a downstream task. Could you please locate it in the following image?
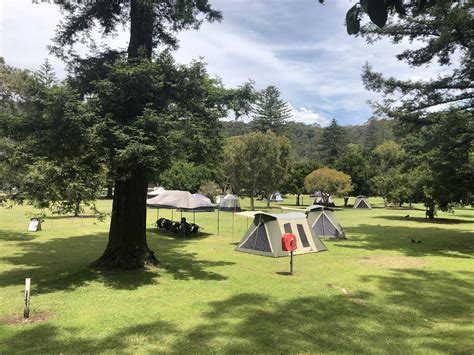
[147,190,214,211]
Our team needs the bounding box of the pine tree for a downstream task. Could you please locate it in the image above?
[318,118,347,166]
[251,86,292,134]
[35,59,57,88]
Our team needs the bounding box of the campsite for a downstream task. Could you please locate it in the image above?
[1,197,473,353]
[1,0,473,353]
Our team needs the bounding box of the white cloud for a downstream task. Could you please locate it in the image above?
[288,104,330,127]
[0,0,456,126]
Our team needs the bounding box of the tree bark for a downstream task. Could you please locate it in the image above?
[250,191,255,211]
[426,203,435,220]
[93,168,158,269]
[93,0,158,270]
[296,194,300,206]
[266,193,271,208]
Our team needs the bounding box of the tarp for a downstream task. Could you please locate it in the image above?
[147,186,166,197]
[219,194,241,211]
[236,211,266,218]
[147,190,214,211]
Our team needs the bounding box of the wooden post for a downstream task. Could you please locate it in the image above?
[24,278,31,319]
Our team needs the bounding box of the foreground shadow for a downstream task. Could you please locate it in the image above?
[342,224,473,259]
[0,228,233,294]
[2,268,472,353]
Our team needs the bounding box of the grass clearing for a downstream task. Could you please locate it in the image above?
[0,197,473,353]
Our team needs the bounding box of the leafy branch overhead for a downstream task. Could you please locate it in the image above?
[324,0,459,35]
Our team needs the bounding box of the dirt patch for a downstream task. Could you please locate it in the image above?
[361,256,428,269]
[2,312,52,326]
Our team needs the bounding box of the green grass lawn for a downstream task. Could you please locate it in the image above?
[1,197,473,353]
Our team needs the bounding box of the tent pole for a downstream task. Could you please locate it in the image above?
[232,211,235,240]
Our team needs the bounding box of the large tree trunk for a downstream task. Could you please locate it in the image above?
[426,203,435,220]
[93,168,158,269]
[94,0,157,270]
[106,184,113,199]
[266,193,271,208]
[296,194,300,206]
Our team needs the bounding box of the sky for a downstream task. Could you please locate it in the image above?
[0,0,441,126]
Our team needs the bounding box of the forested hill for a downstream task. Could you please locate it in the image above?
[221,118,396,160]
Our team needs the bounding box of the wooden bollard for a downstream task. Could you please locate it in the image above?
[24,278,31,319]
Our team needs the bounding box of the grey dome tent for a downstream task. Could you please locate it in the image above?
[306,205,347,239]
[235,212,327,257]
[219,194,241,212]
[353,195,372,209]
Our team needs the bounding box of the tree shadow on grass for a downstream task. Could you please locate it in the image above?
[0,228,233,294]
[342,224,474,259]
[375,215,474,224]
[2,269,472,353]
[167,268,473,353]
[0,320,178,353]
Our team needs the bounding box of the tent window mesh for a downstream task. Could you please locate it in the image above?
[321,215,337,236]
[284,223,292,233]
[313,216,324,236]
[358,200,369,208]
[241,221,271,252]
[297,224,310,247]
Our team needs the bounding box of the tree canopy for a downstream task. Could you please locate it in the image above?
[304,167,353,204]
[251,86,292,134]
[224,131,291,210]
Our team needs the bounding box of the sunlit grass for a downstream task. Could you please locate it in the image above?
[0,196,473,353]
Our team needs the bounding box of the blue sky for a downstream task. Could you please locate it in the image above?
[0,0,441,126]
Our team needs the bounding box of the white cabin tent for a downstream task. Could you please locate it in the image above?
[219,194,241,212]
[305,205,347,239]
[235,212,327,257]
[271,192,283,202]
[353,195,372,209]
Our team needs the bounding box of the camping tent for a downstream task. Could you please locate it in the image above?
[353,195,372,209]
[219,194,241,211]
[147,186,166,198]
[271,192,283,202]
[305,205,346,239]
[235,212,327,257]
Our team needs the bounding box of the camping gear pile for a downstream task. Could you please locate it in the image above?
[156,217,199,235]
